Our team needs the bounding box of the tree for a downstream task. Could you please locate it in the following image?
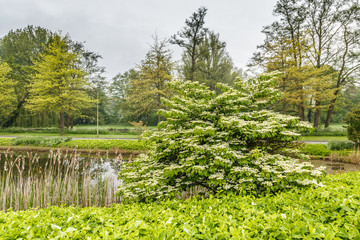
[27,36,94,135]
[0,60,16,123]
[252,0,360,128]
[108,69,138,123]
[118,73,325,202]
[171,7,208,81]
[0,25,54,128]
[193,31,237,91]
[125,35,173,124]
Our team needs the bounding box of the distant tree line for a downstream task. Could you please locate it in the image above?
[1,2,360,131]
[250,0,360,128]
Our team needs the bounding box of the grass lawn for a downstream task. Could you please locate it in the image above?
[300,136,348,141]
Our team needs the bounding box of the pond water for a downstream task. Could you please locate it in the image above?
[309,159,360,173]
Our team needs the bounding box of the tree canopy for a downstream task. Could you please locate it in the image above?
[27,36,94,135]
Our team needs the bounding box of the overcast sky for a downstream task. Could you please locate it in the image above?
[0,0,278,80]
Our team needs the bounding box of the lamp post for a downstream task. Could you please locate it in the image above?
[97,89,99,138]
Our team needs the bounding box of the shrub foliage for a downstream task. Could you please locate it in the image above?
[118,73,325,202]
[345,105,360,144]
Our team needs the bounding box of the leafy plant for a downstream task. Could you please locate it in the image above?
[129,121,147,140]
[0,172,359,239]
[327,141,356,151]
[345,104,360,144]
[118,73,325,202]
[300,144,331,156]
[12,136,72,147]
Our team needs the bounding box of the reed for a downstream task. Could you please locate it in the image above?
[0,148,124,212]
[329,147,360,165]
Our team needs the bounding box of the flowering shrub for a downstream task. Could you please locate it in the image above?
[118,73,325,202]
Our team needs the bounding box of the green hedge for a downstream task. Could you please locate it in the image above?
[0,137,149,151]
[327,141,356,151]
[0,138,12,146]
[300,143,331,156]
[60,139,149,150]
[0,172,360,239]
[301,128,347,136]
[12,136,72,147]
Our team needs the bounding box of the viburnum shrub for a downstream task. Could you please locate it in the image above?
[118,73,325,202]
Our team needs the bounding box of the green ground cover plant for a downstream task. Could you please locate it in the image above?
[0,172,359,239]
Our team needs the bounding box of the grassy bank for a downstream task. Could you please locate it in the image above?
[0,172,359,239]
[300,136,348,141]
[0,137,149,153]
[0,132,138,139]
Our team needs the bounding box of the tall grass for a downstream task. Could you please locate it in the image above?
[0,148,125,212]
[329,147,360,164]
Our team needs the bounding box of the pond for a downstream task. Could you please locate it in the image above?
[309,159,360,173]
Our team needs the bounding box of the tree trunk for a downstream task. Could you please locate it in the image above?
[59,110,65,135]
[66,114,70,129]
[282,101,286,115]
[325,89,340,128]
[313,100,321,128]
[71,116,74,130]
[307,108,312,123]
[298,105,305,121]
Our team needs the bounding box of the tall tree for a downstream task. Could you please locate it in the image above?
[27,36,94,135]
[252,0,360,127]
[0,60,16,123]
[194,31,237,91]
[0,25,53,128]
[171,7,208,81]
[108,70,136,123]
[126,35,173,124]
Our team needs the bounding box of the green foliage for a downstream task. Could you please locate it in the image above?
[0,25,54,128]
[0,138,12,146]
[118,73,325,202]
[12,136,72,147]
[300,144,331,156]
[327,141,356,151]
[171,7,208,82]
[1,172,360,239]
[0,126,138,135]
[345,104,360,144]
[60,139,149,150]
[27,35,94,135]
[301,127,347,136]
[124,35,173,124]
[0,60,16,123]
